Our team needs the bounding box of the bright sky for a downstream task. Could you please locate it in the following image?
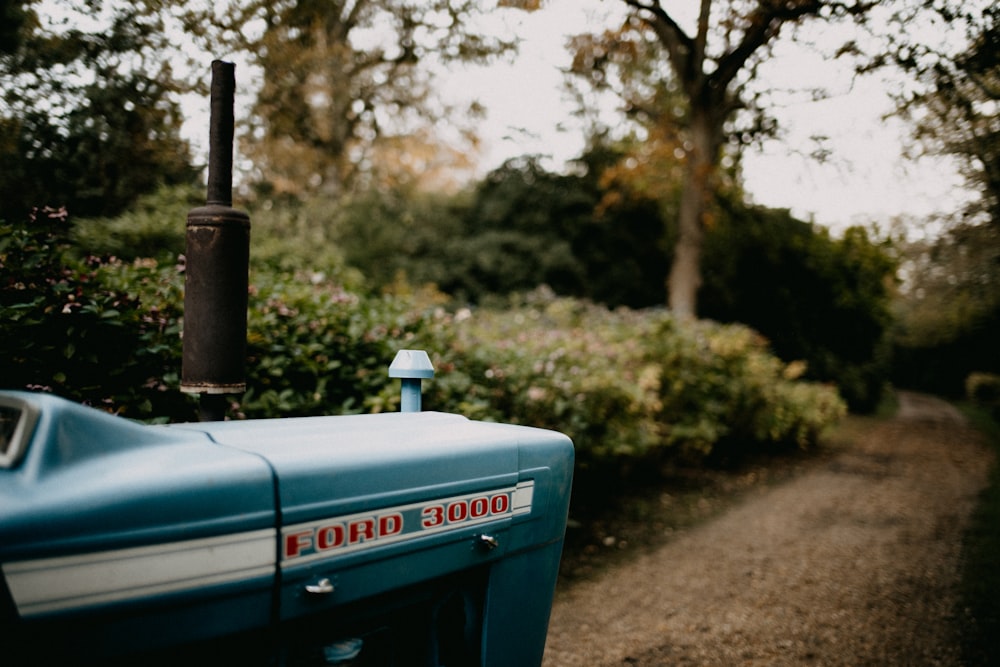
[441,0,972,234]
[38,0,973,234]
[171,0,972,235]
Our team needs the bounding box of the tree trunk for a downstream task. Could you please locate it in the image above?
[668,110,715,319]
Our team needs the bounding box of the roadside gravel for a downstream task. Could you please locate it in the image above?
[543,392,994,666]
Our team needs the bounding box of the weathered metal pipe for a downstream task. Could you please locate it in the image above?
[181,60,250,420]
[206,60,236,207]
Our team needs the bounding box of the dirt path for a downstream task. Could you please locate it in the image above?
[543,392,994,666]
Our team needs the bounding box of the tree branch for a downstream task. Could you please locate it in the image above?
[623,0,693,83]
[711,9,779,90]
[713,1,877,91]
[693,0,712,78]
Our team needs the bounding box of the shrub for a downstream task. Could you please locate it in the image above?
[701,206,896,413]
[1,205,428,422]
[238,270,431,419]
[966,373,1000,418]
[1,207,193,420]
[3,210,846,481]
[70,184,199,261]
[426,289,846,468]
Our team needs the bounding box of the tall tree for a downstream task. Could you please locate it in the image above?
[0,0,197,219]
[888,2,998,228]
[0,0,29,55]
[568,0,873,318]
[187,0,515,198]
[880,2,1000,392]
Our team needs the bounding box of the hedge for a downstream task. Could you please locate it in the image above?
[2,212,845,468]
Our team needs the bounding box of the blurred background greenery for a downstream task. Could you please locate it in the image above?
[2,0,998,454]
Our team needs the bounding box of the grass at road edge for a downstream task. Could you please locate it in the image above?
[956,403,1000,667]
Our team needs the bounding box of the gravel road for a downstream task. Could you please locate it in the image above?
[542,392,994,666]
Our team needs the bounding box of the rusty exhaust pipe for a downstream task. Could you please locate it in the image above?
[181,60,250,421]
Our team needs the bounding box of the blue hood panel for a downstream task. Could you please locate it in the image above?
[0,391,574,664]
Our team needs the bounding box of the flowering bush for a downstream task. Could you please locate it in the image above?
[426,290,846,466]
[238,270,430,418]
[3,210,845,472]
[1,208,191,420]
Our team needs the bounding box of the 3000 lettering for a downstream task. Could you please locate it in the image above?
[421,492,511,528]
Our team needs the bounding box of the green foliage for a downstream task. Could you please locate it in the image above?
[891,3,999,228]
[448,155,662,306]
[70,184,202,261]
[72,184,367,284]
[0,1,197,219]
[303,158,893,413]
[185,0,516,198]
[701,203,896,412]
[2,206,844,468]
[966,373,1000,418]
[3,203,845,485]
[239,271,429,419]
[0,203,417,422]
[324,186,466,292]
[956,404,1000,666]
[427,290,845,469]
[892,223,1000,396]
[884,5,999,399]
[0,0,28,55]
[0,207,193,421]
[323,159,593,302]
[331,156,667,307]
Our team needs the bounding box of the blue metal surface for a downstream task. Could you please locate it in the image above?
[388,349,435,412]
[0,392,276,559]
[0,390,574,666]
[0,391,277,658]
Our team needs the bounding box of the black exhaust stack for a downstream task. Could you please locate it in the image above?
[181,60,250,421]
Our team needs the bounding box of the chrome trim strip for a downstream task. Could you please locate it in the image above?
[2,528,276,617]
[512,480,534,515]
